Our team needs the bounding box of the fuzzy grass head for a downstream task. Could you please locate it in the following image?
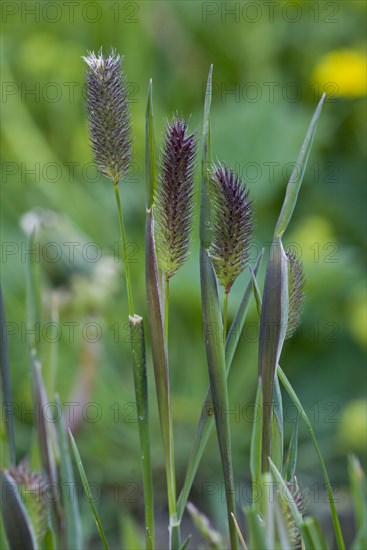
[209,163,254,293]
[286,251,305,339]
[83,48,132,183]
[154,117,197,279]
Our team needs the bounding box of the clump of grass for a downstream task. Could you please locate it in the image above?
[1,51,354,550]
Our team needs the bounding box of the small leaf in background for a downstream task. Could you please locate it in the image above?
[348,454,367,549]
[68,430,109,550]
[30,352,62,535]
[145,79,157,208]
[187,502,224,550]
[0,470,37,550]
[283,419,299,482]
[0,286,16,466]
[54,396,83,550]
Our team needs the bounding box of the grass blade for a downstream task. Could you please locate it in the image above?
[177,255,263,520]
[283,419,298,482]
[348,454,367,549]
[26,229,42,354]
[129,315,154,549]
[258,239,288,472]
[145,79,157,209]
[274,94,326,238]
[200,64,213,246]
[271,374,284,471]
[0,287,16,466]
[250,380,262,488]
[200,247,238,550]
[0,470,37,550]
[302,517,329,550]
[145,209,178,547]
[277,367,345,550]
[68,430,109,550]
[54,396,83,550]
[31,352,62,537]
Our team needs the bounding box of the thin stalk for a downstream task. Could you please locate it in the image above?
[113,180,155,548]
[223,290,229,343]
[113,180,134,316]
[129,316,155,549]
[164,273,170,343]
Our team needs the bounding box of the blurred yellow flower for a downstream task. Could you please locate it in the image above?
[313,49,367,98]
[338,399,367,451]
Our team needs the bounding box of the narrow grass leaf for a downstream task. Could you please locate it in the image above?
[200,247,238,550]
[271,374,284,471]
[277,367,345,550]
[0,287,16,466]
[231,513,248,550]
[145,79,157,208]
[200,64,213,246]
[54,396,83,550]
[283,419,298,482]
[68,430,109,550]
[179,535,192,550]
[244,505,268,550]
[0,470,37,550]
[302,517,329,550]
[274,94,326,238]
[26,229,42,353]
[187,502,223,550]
[177,254,263,520]
[31,353,62,535]
[348,455,367,549]
[129,315,154,550]
[258,239,288,472]
[250,380,262,488]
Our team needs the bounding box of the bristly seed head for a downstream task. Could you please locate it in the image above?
[208,164,254,293]
[286,251,305,339]
[154,117,197,279]
[83,48,132,183]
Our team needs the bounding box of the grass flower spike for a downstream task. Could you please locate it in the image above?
[155,118,197,279]
[83,49,132,183]
[285,251,305,339]
[209,164,254,294]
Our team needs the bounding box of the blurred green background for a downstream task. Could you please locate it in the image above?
[1,0,366,547]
